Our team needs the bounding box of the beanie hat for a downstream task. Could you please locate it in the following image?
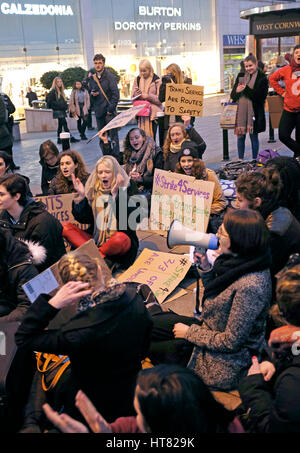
[177,141,198,162]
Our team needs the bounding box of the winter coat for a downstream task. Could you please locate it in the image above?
[230,70,269,134]
[0,94,13,149]
[185,269,272,391]
[0,200,66,272]
[46,89,68,119]
[266,207,300,275]
[69,89,90,118]
[71,182,139,269]
[239,350,300,432]
[88,69,119,119]
[15,283,153,422]
[40,163,59,195]
[164,128,206,172]
[131,74,163,121]
[0,231,40,323]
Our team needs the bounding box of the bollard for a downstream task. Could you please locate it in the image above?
[222,128,230,161]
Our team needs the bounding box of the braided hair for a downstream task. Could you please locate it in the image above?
[58,253,100,291]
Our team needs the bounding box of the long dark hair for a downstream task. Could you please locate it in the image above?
[39,140,59,166]
[175,159,206,179]
[136,364,231,433]
[55,150,89,194]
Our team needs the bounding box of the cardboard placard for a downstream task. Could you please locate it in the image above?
[87,103,147,143]
[164,84,204,117]
[150,169,214,233]
[267,95,284,129]
[34,193,89,231]
[117,248,192,304]
[22,239,112,304]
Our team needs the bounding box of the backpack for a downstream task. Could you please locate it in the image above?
[256,149,280,167]
[216,160,257,180]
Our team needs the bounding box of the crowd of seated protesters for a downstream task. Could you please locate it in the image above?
[2,98,300,435]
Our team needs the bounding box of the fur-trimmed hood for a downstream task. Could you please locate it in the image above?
[20,239,47,266]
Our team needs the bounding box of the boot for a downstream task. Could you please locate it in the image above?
[99,232,131,258]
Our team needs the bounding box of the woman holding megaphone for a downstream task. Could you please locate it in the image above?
[149,209,272,392]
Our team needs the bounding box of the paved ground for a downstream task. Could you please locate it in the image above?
[11,94,293,316]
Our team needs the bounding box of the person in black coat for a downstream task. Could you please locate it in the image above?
[62,155,139,270]
[88,54,120,157]
[230,54,268,160]
[0,174,66,272]
[0,229,41,322]
[239,264,300,433]
[38,140,60,195]
[0,92,19,169]
[15,252,153,423]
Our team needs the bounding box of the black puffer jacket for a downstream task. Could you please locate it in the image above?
[0,230,39,323]
[0,200,66,272]
[46,89,68,113]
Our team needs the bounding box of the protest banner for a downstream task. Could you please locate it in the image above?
[117,248,192,304]
[150,169,214,233]
[34,193,89,231]
[87,103,147,143]
[164,84,204,117]
[22,239,112,304]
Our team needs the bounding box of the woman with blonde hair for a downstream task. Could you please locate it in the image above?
[47,76,79,144]
[62,155,139,269]
[131,59,163,139]
[48,150,89,195]
[15,252,153,424]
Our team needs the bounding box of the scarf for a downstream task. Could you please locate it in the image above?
[235,70,258,136]
[203,250,271,302]
[138,75,154,137]
[170,138,187,154]
[126,136,157,175]
[84,156,130,247]
[78,279,126,312]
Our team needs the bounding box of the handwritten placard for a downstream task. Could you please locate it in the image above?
[150,169,214,233]
[165,84,204,117]
[117,248,192,304]
[34,193,88,231]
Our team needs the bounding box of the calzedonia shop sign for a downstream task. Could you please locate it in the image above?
[0,2,74,15]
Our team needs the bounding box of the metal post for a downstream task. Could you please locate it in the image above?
[222,128,230,161]
[268,114,276,143]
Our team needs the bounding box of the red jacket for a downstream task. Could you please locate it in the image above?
[269,65,300,113]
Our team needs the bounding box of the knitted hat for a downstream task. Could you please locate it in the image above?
[177,141,198,162]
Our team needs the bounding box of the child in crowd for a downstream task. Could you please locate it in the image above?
[239,264,300,433]
[48,150,89,195]
[38,140,60,195]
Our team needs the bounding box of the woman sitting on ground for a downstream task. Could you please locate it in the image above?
[163,118,206,172]
[48,150,89,195]
[175,144,226,231]
[15,252,153,424]
[62,155,139,269]
[38,140,60,195]
[239,264,300,433]
[235,166,300,277]
[0,228,40,322]
[123,127,163,194]
[0,174,66,272]
[43,364,242,433]
[150,209,272,392]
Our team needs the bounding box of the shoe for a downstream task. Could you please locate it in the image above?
[70,136,80,143]
[80,134,88,140]
[88,127,95,131]
[57,138,62,144]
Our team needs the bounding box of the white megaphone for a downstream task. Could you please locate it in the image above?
[167,219,219,250]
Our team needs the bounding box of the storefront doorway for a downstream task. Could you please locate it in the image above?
[259,36,299,74]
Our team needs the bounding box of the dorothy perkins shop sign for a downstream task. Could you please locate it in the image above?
[0,2,73,15]
[114,5,201,31]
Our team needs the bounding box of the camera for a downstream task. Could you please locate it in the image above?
[162,74,176,84]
